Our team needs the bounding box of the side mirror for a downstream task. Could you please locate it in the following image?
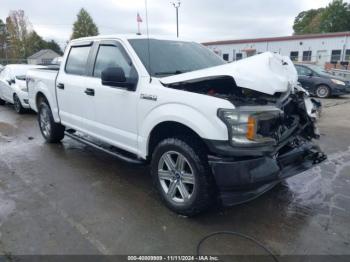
[307,72,313,77]
[101,67,137,90]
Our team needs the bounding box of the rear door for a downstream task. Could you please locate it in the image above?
[295,65,314,90]
[83,40,140,154]
[56,42,96,133]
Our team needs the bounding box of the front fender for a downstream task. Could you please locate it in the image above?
[138,103,228,158]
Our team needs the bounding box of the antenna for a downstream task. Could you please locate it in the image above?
[145,0,152,83]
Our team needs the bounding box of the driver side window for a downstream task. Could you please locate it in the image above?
[296,66,312,76]
[93,45,132,78]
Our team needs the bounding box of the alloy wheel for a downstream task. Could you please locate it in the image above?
[158,151,195,204]
[39,107,51,138]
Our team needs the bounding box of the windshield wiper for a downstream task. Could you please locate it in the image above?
[154,70,187,76]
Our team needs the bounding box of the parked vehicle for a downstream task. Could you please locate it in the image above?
[0,64,44,113]
[27,35,326,215]
[295,63,350,98]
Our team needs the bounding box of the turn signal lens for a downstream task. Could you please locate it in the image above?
[246,116,256,140]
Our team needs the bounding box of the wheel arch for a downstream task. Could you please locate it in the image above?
[147,121,209,160]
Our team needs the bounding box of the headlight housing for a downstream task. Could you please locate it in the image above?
[331,79,346,86]
[218,106,282,147]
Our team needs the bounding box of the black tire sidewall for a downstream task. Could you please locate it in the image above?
[14,94,24,113]
[151,138,213,215]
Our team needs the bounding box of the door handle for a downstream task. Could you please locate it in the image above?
[57,83,64,90]
[84,88,95,96]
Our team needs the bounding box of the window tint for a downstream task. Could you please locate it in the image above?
[345,50,350,61]
[302,51,312,62]
[290,51,299,61]
[331,50,341,62]
[295,65,312,76]
[93,45,132,78]
[65,46,91,75]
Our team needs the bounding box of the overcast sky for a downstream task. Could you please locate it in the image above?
[0,0,335,46]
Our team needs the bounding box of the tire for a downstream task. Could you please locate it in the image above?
[151,136,215,216]
[13,94,25,114]
[315,85,331,98]
[0,98,5,105]
[38,100,65,143]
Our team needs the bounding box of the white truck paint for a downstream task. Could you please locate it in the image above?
[26,35,325,215]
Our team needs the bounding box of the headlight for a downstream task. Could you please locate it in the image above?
[218,106,282,147]
[331,79,346,86]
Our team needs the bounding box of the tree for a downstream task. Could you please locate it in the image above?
[45,40,63,55]
[6,10,31,58]
[319,0,350,33]
[25,31,46,57]
[293,0,350,35]
[0,19,7,58]
[71,8,99,40]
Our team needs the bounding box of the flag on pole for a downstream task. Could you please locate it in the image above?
[137,13,143,23]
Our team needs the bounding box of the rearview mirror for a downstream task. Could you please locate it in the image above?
[101,67,136,91]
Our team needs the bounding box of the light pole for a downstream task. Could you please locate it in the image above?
[172,0,181,38]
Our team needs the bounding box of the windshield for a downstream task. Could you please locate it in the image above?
[128,39,225,77]
[306,64,330,75]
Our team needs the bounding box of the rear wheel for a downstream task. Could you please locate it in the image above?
[0,98,5,105]
[316,85,330,98]
[13,94,25,114]
[38,101,65,143]
[151,137,215,216]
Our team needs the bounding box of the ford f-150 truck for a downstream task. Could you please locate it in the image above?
[27,35,326,216]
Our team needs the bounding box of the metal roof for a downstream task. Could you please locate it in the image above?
[27,49,59,59]
[202,31,350,46]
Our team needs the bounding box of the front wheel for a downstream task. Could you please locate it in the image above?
[13,94,25,114]
[0,97,5,105]
[316,85,330,98]
[151,137,215,216]
[38,101,65,143]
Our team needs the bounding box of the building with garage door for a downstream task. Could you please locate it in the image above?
[203,32,350,68]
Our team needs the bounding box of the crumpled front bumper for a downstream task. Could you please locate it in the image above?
[208,140,326,206]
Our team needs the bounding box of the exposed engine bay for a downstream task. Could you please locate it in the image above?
[162,75,322,153]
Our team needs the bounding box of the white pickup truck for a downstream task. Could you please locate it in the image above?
[27,35,326,216]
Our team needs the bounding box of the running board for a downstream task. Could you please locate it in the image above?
[64,132,146,165]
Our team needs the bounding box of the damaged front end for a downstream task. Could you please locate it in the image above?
[161,52,327,206]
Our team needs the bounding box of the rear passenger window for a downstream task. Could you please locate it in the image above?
[93,45,132,78]
[65,46,91,75]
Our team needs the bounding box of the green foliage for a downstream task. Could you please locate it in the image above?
[293,0,350,35]
[319,0,350,33]
[71,8,99,40]
[0,19,7,58]
[0,10,62,60]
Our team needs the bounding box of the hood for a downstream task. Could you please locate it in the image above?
[160,52,298,96]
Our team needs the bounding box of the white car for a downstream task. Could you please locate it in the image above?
[0,64,44,113]
[27,35,326,215]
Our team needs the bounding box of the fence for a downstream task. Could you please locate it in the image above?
[0,59,28,65]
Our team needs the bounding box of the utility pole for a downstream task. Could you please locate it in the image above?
[172,1,181,38]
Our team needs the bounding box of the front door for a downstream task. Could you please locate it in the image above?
[316,50,328,67]
[56,43,96,133]
[84,40,139,154]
